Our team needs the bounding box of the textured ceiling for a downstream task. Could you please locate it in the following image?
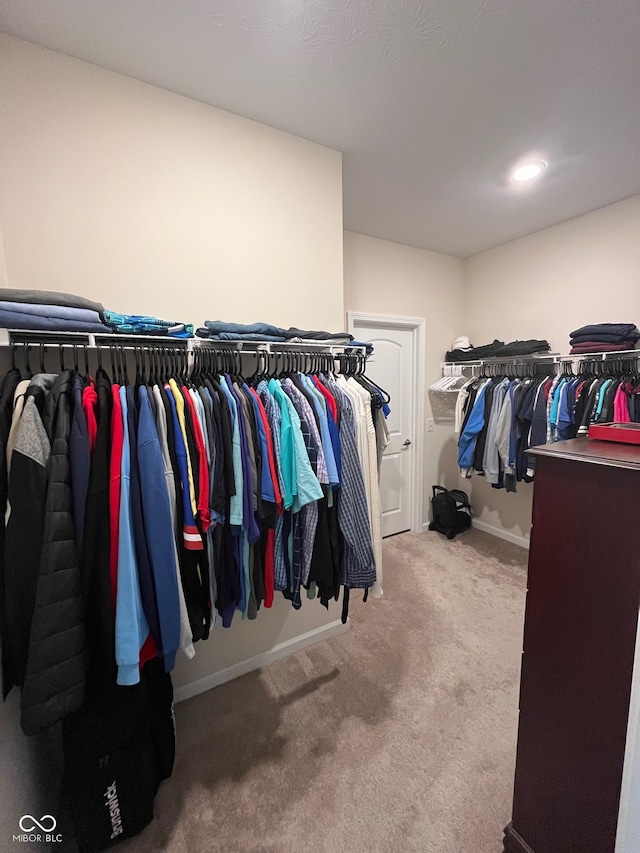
[1,0,639,257]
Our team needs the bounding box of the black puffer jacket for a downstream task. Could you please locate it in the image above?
[20,370,88,734]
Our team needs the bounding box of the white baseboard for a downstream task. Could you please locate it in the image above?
[174,619,349,704]
[422,519,529,549]
[471,519,530,549]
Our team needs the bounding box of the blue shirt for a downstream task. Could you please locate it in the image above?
[115,387,150,686]
[137,386,181,673]
[301,374,339,491]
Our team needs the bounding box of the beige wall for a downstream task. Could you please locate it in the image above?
[0,34,346,842]
[343,231,466,523]
[463,195,640,540]
[0,34,344,331]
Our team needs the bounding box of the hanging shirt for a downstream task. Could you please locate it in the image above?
[278,385,323,513]
[258,380,286,504]
[152,384,195,660]
[483,378,510,485]
[125,385,160,668]
[164,386,203,552]
[614,384,632,423]
[326,379,376,590]
[454,378,476,436]
[109,385,125,609]
[496,385,517,493]
[312,375,339,422]
[301,374,339,490]
[458,382,490,473]
[218,377,244,527]
[82,380,98,455]
[137,386,182,673]
[115,387,150,686]
[247,387,278,505]
[168,379,198,519]
[347,378,383,598]
[182,386,211,532]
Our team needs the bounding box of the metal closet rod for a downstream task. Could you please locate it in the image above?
[442,349,640,368]
[0,329,368,355]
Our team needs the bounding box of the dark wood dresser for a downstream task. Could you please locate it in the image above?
[504,438,640,853]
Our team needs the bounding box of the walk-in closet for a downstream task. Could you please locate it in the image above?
[0,4,639,852]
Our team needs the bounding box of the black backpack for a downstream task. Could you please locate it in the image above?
[428,486,472,540]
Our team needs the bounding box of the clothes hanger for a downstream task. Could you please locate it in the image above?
[24,343,33,379]
[110,344,118,382]
[10,343,18,375]
[121,345,129,386]
[83,344,90,380]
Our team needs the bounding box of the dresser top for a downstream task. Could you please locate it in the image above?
[529,436,640,470]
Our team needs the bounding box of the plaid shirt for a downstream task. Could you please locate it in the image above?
[258,381,288,591]
[281,379,329,485]
[325,379,376,589]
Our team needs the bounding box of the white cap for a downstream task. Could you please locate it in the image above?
[452,336,472,350]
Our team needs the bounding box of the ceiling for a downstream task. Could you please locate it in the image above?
[1,0,639,257]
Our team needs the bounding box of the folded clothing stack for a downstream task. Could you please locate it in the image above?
[569,323,640,354]
[103,311,194,338]
[445,338,551,362]
[104,311,193,338]
[0,289,111,333]
[196,320,356,345]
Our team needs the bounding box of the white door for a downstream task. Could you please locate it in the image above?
[349,318,415,537]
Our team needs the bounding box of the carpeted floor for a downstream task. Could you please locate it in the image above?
[120,529,528,853]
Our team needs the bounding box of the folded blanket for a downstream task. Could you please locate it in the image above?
[0,288,104,314]
[201,320,352,341]
[445,339,505,361]
[0,301,103,324]
[0,307,110,333]
[570,331,640,345]
[207,332,287,342]
[570,341,637,353]
[570,323,640,340]
[284,327,354,342]
[494,339,551,357]
[103,311,194,338]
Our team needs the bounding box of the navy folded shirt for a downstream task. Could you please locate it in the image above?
[570,323,640,342]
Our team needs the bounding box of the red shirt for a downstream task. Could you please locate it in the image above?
[263,528,275,608]
[312,375,339,422]
[82,380,98,456]
[109,385,124,611]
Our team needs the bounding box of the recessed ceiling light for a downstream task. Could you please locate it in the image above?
[512,161,547,182]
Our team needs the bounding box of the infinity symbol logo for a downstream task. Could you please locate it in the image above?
[19,815,57,832]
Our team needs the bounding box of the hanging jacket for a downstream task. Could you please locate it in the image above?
[4,392,50,696]
[0,368,18,698]
[20,370,89,735]
[458,382,489,473]
[82,368,117,689]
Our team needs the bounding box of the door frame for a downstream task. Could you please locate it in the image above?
[347,311,425,534]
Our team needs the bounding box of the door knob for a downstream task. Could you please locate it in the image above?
[403,439,412,447]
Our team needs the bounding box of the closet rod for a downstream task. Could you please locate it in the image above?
[442,349,640,369]
[0,329,368,355]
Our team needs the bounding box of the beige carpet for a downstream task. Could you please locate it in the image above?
[119,529,528,853]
